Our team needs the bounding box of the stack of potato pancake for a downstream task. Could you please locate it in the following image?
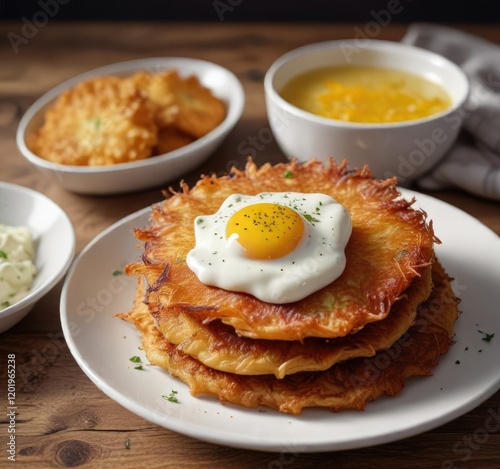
[117,159,459,415]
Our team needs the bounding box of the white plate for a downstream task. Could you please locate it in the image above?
[60,189,500,452]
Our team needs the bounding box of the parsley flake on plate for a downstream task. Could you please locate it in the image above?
[162,390,180,404]
[478,330,495,342]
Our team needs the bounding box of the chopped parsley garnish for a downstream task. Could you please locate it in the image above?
[0,250,7,259]
[87,117,103,131]
[130,356,145,370]
[303,214,320,223]
[112,270,123,276]
[1,301,10,308]
[283,170,293,179]
[478,330,495,342]
[162,390,180,403]
[197,218,204,225]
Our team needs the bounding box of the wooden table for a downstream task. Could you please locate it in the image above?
[1,21,499,468]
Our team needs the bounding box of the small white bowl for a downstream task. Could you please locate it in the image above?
[17,58,245,195]
[264,40,469,184]
[0,182,75,333]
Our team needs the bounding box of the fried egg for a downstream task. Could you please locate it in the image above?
[186,192,352,304]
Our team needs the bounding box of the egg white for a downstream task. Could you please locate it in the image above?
[186,192,352,304]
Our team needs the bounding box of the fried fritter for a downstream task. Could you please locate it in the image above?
[29,70,226,166]
[127,70,226,138]
[149,266,432,378]
[155,126,195,154]
[126,158,437,340]
[126,71,179,128]
[29,76,158,166]
[118,260,459,415]
[169,74,226,138]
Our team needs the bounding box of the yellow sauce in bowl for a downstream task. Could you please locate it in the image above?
[279,66,452,124]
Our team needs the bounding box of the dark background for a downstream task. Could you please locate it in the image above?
[0,0,499,23]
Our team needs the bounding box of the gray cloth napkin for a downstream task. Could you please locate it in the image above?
[402,23,500,201]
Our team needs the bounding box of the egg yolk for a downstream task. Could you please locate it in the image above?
[226,203,305,259]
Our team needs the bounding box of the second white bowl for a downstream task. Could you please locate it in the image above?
[264,40,469,184]
[0,182,75,333]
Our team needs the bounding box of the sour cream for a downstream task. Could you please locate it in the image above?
[0,224,36,311]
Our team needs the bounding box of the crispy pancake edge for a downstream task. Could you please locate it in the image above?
[149,265,432,377]
[117,260,459,415]
[126,158,437,340]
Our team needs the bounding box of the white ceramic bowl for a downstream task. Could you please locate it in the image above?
[0,182,75,333]
[17,58,245,195]
[264,40,469,184]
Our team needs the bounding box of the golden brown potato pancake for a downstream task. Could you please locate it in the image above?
[29,70,226,166]
[149,266,431,378]
[126,158,437,340]
[170,74,227,138]
[126,70,180,128]
[127,70,226,138]
[29,76,158,166]
[117,260,459,415]
[155,126,195,154]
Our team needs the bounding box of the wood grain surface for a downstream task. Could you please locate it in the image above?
[1,21,499,469]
